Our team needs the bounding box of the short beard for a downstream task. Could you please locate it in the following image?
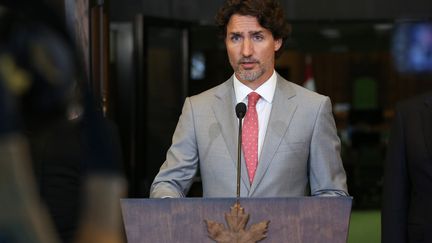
[236,68,265,82]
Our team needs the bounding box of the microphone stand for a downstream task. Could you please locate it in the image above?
[234,102,246,200]
[236,114,243,201]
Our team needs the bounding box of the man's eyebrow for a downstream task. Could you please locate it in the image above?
[228,31,243,35]
[249,30,264,35]
[227,30,264,36]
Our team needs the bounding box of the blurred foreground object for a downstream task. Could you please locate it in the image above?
[0,134,60,243]
[1,2,127,243]
[0,3,81,242]
[0,26,59,240]
[382,92,432,243]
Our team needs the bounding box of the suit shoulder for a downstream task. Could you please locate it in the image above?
[190,86,218,100]
[281,79,328,103]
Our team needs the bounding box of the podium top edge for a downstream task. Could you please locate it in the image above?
[120,196,353,202]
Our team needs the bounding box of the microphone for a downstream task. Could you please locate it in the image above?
[235,103,247,198]
[236,103,247,119]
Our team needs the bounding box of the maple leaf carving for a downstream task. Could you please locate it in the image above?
[205,202,270,243]
[225,203,250,232]
[239,220,270,242]
[205,220,232,242]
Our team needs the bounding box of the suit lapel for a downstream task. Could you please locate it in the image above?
[249,76,297,195]
[211,78,251,192]
[421,94,432,160]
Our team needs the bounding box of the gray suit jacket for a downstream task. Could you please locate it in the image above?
[150,74,348,198]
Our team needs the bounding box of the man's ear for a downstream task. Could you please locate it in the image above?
[274,38,282,51]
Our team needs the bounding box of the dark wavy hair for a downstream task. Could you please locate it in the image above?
[215,0,291,57]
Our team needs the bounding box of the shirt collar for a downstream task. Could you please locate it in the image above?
[233,70,277,104]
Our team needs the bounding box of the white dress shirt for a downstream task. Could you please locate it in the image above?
[233,70,277,159]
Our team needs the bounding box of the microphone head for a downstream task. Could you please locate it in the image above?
[235,103,247,119]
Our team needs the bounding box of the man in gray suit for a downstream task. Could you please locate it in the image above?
[150,0,348,198]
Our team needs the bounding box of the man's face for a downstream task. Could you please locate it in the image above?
[225,14,282,89]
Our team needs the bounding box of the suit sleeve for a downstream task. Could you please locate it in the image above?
[309,97,349,196]
[381,108,409,243]
[150,97,199,198]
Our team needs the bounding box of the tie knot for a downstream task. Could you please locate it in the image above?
[247,92,260,107]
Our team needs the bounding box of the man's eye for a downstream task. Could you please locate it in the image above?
[252,35,264,41]
[231,35,242,42]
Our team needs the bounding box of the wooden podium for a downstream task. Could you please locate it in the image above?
[121,197,352,243]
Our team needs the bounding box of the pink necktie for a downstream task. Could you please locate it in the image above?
[242,92,261,184]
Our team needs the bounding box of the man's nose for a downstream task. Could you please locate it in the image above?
[241,38,253,57]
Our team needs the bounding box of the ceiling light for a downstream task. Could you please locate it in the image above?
[374,23,393,32]
[320,28,341,39]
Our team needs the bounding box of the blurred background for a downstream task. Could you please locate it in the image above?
[1,0,432,242]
